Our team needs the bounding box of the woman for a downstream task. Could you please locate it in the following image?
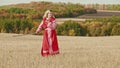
[36,10,60,56]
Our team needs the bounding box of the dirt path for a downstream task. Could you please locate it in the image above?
[56,10,120,24]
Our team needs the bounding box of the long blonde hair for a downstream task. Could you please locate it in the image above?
[43,10,55,18]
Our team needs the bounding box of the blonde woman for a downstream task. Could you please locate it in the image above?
[36,10,60,56]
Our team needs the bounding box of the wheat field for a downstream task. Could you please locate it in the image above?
[0,33,120,68]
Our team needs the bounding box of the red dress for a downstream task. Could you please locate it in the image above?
[36,17,60,56]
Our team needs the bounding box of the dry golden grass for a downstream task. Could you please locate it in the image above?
[0,33,120,68]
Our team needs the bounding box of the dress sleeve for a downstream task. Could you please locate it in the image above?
[47,19,57,30]
[51,20,57,29]
[36,21,43,32]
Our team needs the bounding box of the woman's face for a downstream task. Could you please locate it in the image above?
[48,12,53,18]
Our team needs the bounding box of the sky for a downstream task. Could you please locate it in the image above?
[0,0,120,6]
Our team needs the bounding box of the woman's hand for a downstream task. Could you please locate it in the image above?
[35,30,39,34]
[36,28,42,34]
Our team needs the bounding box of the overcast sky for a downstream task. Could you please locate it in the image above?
[0,0,120,6]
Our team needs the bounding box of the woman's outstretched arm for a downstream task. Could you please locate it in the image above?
[36,21,43,33]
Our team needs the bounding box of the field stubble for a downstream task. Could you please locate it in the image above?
[0,33,120,68]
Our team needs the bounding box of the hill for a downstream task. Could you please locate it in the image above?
[0,1,96,18]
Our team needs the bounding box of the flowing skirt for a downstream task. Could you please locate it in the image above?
[41,28,59,56]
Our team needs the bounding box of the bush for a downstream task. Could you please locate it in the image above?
[0,18,34,34]
[69,29,75,36]
[87,22,102,36]
[100,23,114,36]
[56,20,81,36]
[94,16,120,23]
[111,24,120,35]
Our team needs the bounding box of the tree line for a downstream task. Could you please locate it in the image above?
[83,4,120,11]
[0,16,119,36]
[57,17,120,36]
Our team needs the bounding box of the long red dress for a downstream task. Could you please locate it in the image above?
[36,17,60,56]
